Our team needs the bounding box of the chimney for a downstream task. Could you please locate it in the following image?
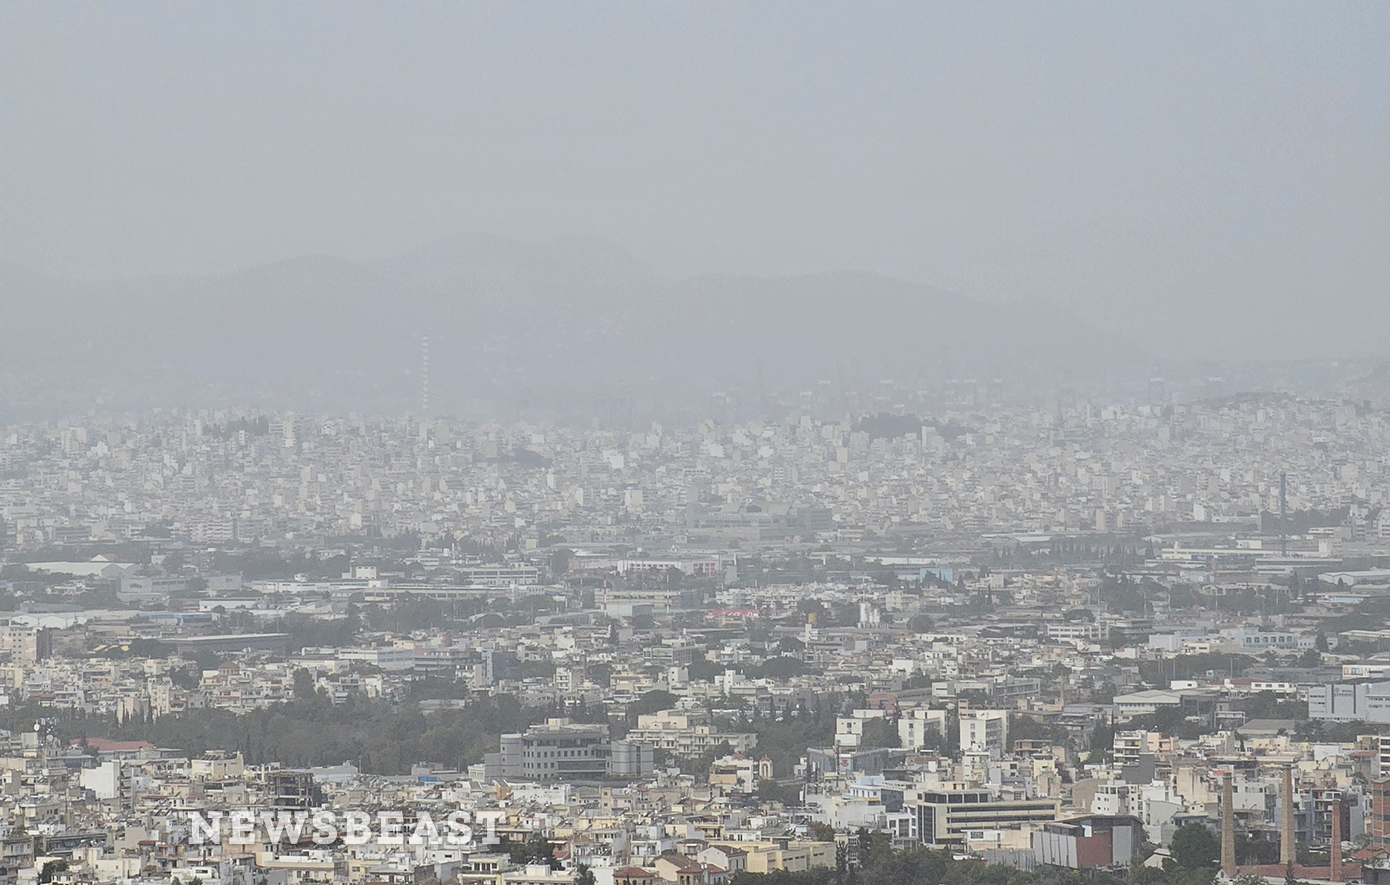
[1282,765,1297,867]
[1222,771,1237,876]
[1331,794,1343,882]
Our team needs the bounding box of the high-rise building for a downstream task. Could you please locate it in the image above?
[484,718,653,781]
[910,787,1057,848]
[1369,779,1390,848]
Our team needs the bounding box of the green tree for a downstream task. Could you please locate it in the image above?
[907,614,933,633]
[631,690,677,715]
[1088,720,1115,762]
[751,656,815,679]
[688,657,723,682]
[1170,822,1220,869]
[1129,864,1164,885]
[758,778,801,805]
[292,668,317,700]
[858,718,900,749]
[550,548,574,577]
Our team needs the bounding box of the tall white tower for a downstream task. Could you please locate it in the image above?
[420,336,430,414]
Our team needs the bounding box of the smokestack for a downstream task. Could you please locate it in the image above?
[421,336,430,415]
[1331,794,1343,882]
[1282,765,1297,867]
[1280,472,1288,556]
[1222,771,1237,876]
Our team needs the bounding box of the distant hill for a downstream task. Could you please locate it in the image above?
[0,235,1144,416]
[1342,363,1390,406]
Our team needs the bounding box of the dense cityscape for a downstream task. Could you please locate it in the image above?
[5,3,1385,885]
[0,395,1385,884]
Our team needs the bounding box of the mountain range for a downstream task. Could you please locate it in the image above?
[0,234,1144,418]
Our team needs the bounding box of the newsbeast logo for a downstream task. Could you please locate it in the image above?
[184,809,501,846]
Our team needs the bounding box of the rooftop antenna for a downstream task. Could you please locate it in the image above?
[421,336,430,415]
[1279,472,1287,556]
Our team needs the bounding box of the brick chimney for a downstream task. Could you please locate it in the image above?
[1282,765,1296,868]
[1222,771,1237,876]
[1331,794,1343,883]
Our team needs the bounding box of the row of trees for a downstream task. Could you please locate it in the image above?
[12,687,536,774]
[728,824,1244,885]
[731,843,1134,885]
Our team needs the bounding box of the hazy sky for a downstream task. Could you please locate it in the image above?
[2,2,1387,349]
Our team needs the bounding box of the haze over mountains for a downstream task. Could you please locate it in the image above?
[0,235,1144,419]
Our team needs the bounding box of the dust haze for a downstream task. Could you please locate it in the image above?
[2,3,1388,417]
